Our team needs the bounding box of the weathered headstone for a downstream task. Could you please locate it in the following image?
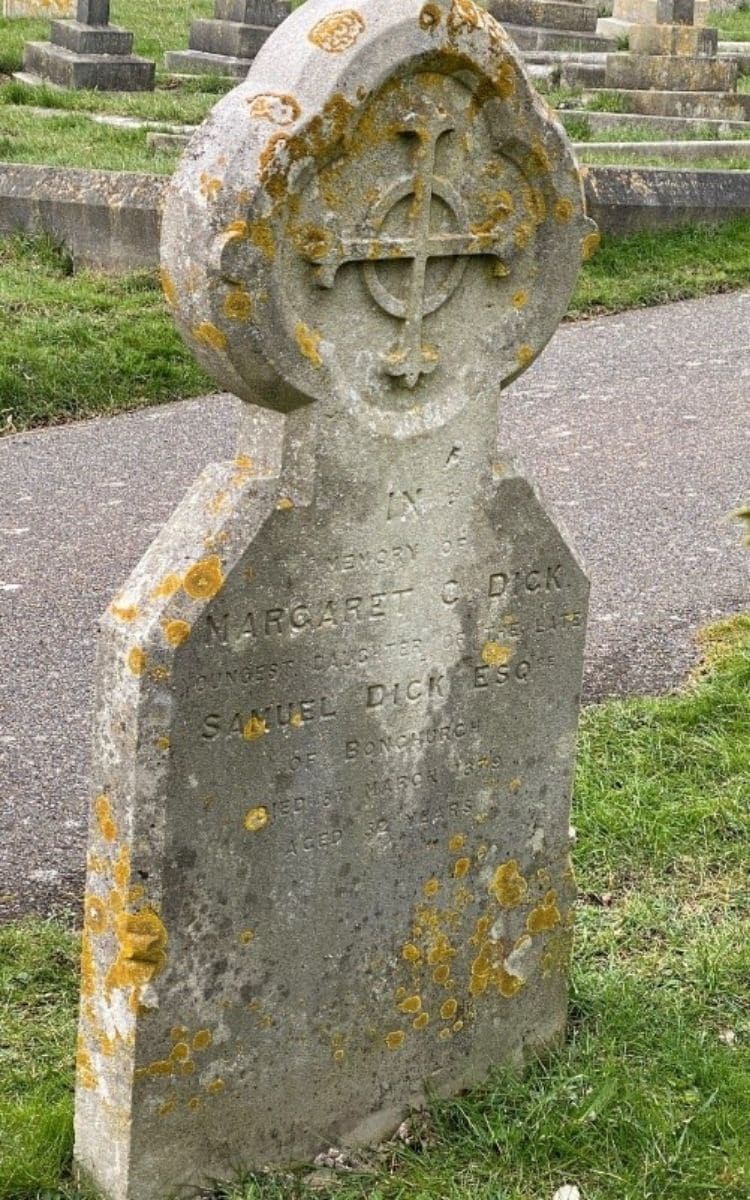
[165,0,292,80]
[74,2,597,1198]
[21,0,154,91]
[3,0,74,17]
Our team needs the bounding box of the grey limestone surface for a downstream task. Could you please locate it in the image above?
[74,1,595,1195]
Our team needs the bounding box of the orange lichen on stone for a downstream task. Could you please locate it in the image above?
[453,857,471,879]
[247,93,301,125]
[155,737,171,753]
[471,189,513,236]
[240,929,256,945]
[527,890,562,933]
[76,1042,97,1090]
[244,805,270,831]
[470,937,525,1000]
[489,860,528,908]
[170,1042,191,1062]
[162,619,191,649]
[554,197,575,224]
[419,3,441,29]
[509,777,522,793]
[106,908,167,993]
[276,497,295,512]
[398,994,422,1014]
[512,290,529,310]
[514,223,534,250]
[295,321,323,368]
[193,1029,213,1051]
[159,267,177,307]
[309,10,366,53]
[110,602,138,623]
[440,998,458,1020]
[517,345,535,369]
[433,963,451,985]
[95,793,117,843]
[449,834,465,853]
[243,716,268,741]
[385,1030,405,1050]
[150,665,170,684]
[224,219,249,242]
[423,877,440,898]
[151,573,182,600]
[199,173,223,201]
[248,219,276,262]
[84,894,108,935]
[223,288,253,322]
[193,322,228,353]
[402,942,421,963]
[582,231,601,262]
[183,556,224,601]
[482,641,512,666]
[128,647,147,678]
[426,932,456,966]
[207,1079,226,1095]
[413,1012,430,1030]
[112,846,131,890]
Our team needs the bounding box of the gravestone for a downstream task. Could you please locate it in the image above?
[3,0,74,17]
[74,3,597,1199]
[22,0,154,91]
[165,0,292,81]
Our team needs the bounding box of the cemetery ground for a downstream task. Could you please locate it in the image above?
[3,615,749,1199]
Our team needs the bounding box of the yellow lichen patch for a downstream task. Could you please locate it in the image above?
[128,647,147,678]
[248,218,275,262]
[402,942,421,963]
[512,290,528,310]
[527,890,562,934]
[223,288,253,322]
[247,92,301,126]
[554,197,575,224]
[84,895,108,935]
[423,878,440,899]
[240,929,256,945]
[514,223,534,250]
[76,1043,97,1090]
[498,968,524,998]
[177,1060,195,1077]
[150,665,169,684]
[94,793,117,843]
[289,711,303,729]
[151,573,182,600]
[155,737,170,753]
[582,230,602,262]
[426,932,456,967]
[159,267,177,307]
[412,1011,430,1032]
[110,602,138,623]
[440,999,458,1021]
[291,222,335,262]
[385,1030,405,1050]
[489,860,528,908]
[453,857,471,880]
[433,963,451,985]
[529,140,552,174]
[309,10,366,53]
[243,716,268,742]
[192,1029,213,1052]
[171,1026,188,1041]
[207,1079,226,1095]
[448,834,465,853]
[244,805,270,832]
[170,1042,191,1062]
[183,556,224,601]
[482,641,512,667]
[112,846,131,890]
[438,1027,452,1041]
[199,173,223,201]
[188,1097,203,1112]
[517,345,535,369]
[276,497,295,512]
[193,322,228,353]
[106,908,167,993]
[398,994,422,1015]
[509,777,522,793]
[295,321,323,368]
[162,619,191,649]
[496,60,516,100]
[471,189,513,235]
[129,884,146,903]
[419,2,441,29]
[158,1097,177,1116]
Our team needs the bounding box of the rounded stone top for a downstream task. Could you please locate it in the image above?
[161,0,597,437]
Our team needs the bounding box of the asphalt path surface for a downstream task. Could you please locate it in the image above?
[1,291,748,920]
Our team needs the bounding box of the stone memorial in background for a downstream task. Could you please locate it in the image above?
[22,0,154,91]
[3,0,74,18]
[165,0,292,80]
[74,2,596,1198]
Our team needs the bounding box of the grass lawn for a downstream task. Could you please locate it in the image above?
[3,220,750,433]
[0,104,181,173]
[575,149,750,168]
[3,614,749,1200]
[708,1,750,42]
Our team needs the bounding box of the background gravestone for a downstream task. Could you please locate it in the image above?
[22,0,155,91]
[74,3,597,1199]
[3,0,74,16]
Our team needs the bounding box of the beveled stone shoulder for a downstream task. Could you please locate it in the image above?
[162,0,597,432]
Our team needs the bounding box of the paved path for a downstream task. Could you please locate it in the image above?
[1,291,748,920]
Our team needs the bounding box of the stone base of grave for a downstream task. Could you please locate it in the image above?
[165,0,290,79]
[506,23,614,52]
[3,0,74,15]
[583,86,750,119]
[604,51,736,88]
[563,105,750,135]
[23,39,155,90]
[598,0,710,37]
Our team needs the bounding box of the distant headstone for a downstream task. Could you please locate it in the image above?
[3,0,74,17]
[21,0,154,91]
[165,0,292,80]
[74,2,596,1199]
